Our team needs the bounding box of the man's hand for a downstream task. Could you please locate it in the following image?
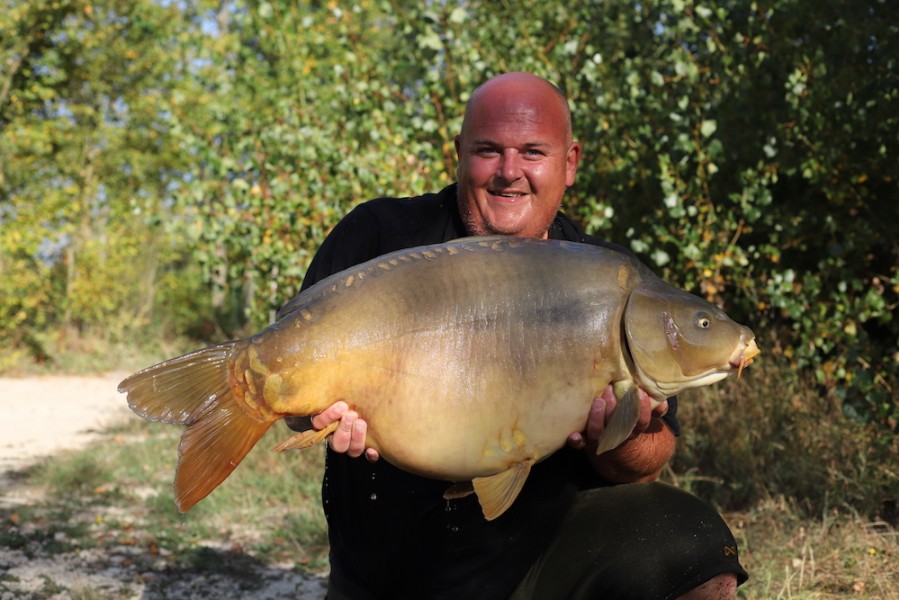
[285,402,380,462]
[567,385,675,483]
[566,385,668,451]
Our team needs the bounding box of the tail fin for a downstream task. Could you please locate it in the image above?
[118,342,274,512]
[173,392,272,512]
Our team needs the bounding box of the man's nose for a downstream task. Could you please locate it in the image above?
[496,149,522,182]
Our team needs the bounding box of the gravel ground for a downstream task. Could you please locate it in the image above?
[0,373,328,599]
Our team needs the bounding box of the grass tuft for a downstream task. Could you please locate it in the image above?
[726,496,899,598]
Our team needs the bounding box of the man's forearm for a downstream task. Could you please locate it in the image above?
[587,417,676,483]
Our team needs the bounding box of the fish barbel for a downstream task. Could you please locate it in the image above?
[119,237,759,520]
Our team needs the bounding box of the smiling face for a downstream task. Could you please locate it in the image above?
[455,73,581,239]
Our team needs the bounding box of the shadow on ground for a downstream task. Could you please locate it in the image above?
[0,464,328,600]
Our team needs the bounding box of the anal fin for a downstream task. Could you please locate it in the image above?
[272,421,340,452]
[472,460,534,521]
[594,382,642,455]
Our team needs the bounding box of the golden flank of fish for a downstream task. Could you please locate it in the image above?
[119,237,759,520]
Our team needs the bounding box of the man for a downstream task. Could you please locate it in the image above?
[288,72,747,599]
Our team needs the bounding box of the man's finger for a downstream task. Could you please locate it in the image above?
[311,400,349,430]
[567,432,586,450]
[347,417,367,458]
[586,391,614,441]
[328,409,358,453]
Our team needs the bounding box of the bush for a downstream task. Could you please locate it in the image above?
[672,363,899,518]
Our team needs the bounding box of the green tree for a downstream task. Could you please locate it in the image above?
[1,0,203,363]
[169,0,468,331]
[559,0,899,428]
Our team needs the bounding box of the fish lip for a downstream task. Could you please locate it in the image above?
[729,338,761,378]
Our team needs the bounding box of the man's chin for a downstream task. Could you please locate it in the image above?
[460,205,544,238]
[485,223,549,239]
[480,210,533,237]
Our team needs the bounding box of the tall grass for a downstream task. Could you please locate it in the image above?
[667,362,899,598]
[728,497,899,598]
[670,366,899,520]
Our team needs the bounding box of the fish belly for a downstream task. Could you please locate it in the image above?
[294,331,608,480]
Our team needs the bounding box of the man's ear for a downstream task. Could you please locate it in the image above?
[566,141,582,186]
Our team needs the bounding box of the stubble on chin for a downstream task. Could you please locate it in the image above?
[457,191,551,239]
[457,194,485,237]
[464,214,547,239]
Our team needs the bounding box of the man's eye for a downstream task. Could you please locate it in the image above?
[476,147,499,156]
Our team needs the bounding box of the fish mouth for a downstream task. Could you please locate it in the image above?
[729,338,761,379]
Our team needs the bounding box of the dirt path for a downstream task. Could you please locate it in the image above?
[0,374,328,599]
[0,373,132,475]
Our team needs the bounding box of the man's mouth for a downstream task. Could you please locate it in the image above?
[489,190,528,199]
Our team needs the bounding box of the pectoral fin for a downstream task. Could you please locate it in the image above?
[595,382,642,455]
[272,421,340,452]
[472,460,534,521]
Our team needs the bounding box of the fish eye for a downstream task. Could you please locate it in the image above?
[695,312,712,329]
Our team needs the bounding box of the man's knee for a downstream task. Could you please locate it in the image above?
[548,483,748,598]
[678,573,738,600]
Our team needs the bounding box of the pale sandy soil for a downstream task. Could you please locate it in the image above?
[0,373,132,478]
[0,374,327,599]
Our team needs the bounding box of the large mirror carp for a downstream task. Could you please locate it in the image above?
[120,236,759,520]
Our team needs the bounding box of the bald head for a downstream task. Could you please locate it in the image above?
[461,73,573,144]
[454,72,581,239]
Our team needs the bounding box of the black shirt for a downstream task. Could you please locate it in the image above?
[297,184,679,599]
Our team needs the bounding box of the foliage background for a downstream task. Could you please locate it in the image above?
[2,0,897,517]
